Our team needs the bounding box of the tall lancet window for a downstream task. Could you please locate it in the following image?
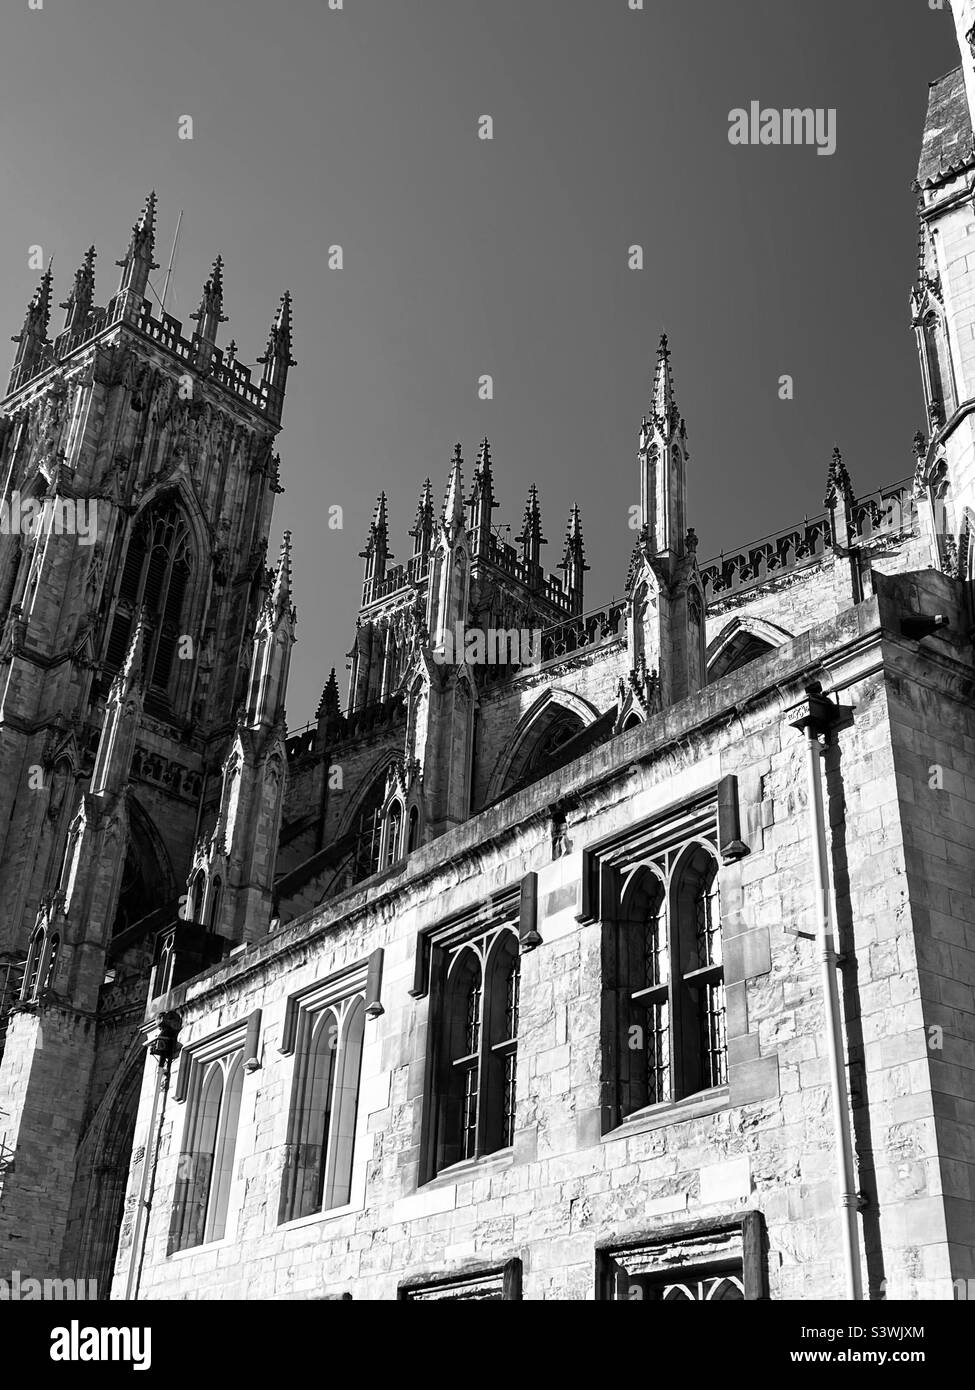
[431,927,520,1175]
[104,499,193,716]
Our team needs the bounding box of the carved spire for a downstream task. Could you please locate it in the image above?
[360,493,391,588]
[190,253,227,346]
[650,331,682,437]
[468,437,497,551]
[91,612,148,798]
[518,483,546,570]
[115,610,148,699]
[60,246,96,334]
[115,191,159,301]
[19,267,54,341]
[410,478,435,557]
[443,444,466,533]
[258,291,296,419]
[824,446,855,510]
[560,503,589,606]
[270,530,294,618]
[637,332,689,559]
[316,667,341,721]
[245,534,296,732]
[8,265,55,392]
[259,292,295,378]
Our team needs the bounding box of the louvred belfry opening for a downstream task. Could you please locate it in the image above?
[103,499,193,717]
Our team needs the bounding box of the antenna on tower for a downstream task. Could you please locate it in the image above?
[159,209,184,316]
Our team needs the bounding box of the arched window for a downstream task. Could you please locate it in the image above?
[433,928,519,1174]
[58,825,78,895]
[922,311,950,425]
[614,868,669,1119]
[207,1056,243,1242]
[407,805,420,854]
[674,844,726,1092]
[486,936,520,1150]
[326,1000,364,1210]
[287,1009,337,1220]
[280,997,366,1223]
[246,635,268,724]
[437,950,482,1170]
[22,927,45,1000]
[351,779,386,883]
[688,587,705,684]
[188,871,205,924]
[175,1061,222,1250]
[42,934,60,993]
[104,499,193,715]
[207,878,222,933]
[170,1050,244,1251]
[605,838,726,1126]
[384,801,403,868]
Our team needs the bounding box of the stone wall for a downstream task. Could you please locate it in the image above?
[116,575,975,1300]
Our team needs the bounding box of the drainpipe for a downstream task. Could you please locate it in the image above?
[787,683,862,1302]
[124,1011,180,1301]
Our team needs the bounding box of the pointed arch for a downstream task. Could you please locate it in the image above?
[22,923,45,1000]
[407,804,420,854]
[100,481,210,719]
[671,839,725,1092]
[334,749,402,842]
[706,616,791,683]
[383,799,404,868]
[485,688,600,803]
[111,796,176,937]
[327,749,403,889]
[437,947,484,1168]
[326,998,365,1210]
[68,1042,145,1293]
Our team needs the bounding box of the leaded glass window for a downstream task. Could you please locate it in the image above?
[612,836,726,1123]
[433,928,519,1174]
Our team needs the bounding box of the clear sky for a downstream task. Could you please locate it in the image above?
[0,0,960,726]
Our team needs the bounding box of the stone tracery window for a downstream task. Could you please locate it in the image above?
[279,995,365,1222]
[598,1215,765,1300]
[104,498,193,716]
[432,926,520,1174]
[170,1048,244,1252]
[604,829,727,1127]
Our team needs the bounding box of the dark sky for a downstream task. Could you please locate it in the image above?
[0,1,961,726]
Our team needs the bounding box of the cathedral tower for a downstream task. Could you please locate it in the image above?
[0,196,293,1285]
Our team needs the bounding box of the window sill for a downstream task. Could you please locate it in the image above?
[603,1086,730,1143]
[277,1200,362,1233]
[423,1147,514,1190]
[166,1232,236,1261]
